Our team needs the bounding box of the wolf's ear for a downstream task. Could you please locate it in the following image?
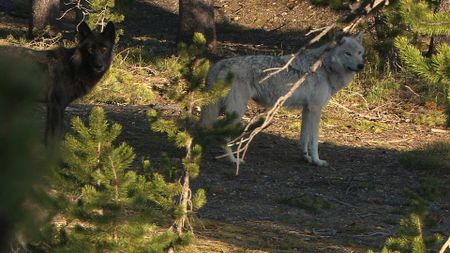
[103,22,116,44]
[333,29,345,42]
[77,22,92,42]
[355,31,364,43]
[339,37,347,45]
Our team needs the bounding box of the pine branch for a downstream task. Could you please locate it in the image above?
[399,0,450,36]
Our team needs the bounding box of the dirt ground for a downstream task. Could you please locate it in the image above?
[64,101,449,253]
[1,0,450,252]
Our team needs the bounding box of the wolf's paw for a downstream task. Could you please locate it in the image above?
[303,154,312,163]
[228,155,245,165]
[312,159,329,167]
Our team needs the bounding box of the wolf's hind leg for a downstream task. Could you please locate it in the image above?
[222,81,251,164]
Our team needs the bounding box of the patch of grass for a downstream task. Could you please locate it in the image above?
[288,121,301,132]
[399,141,450,171]
[414,111,447,127]
[366,77,401,105]
[405,177,450,215]
[81,57,155,105]
[278,193,333,212]
[276,214,298,225]
[353,119,390,134]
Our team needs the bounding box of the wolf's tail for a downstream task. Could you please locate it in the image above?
[199,102,221,128]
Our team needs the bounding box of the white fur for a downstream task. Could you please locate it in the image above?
[201,33,365,166]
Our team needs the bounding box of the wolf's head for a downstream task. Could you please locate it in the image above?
[331,32,365,72]
[74,22,115,74]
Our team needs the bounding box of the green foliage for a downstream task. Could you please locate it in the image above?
[81,54,155,105]
[394,0,450,124]
[398,0,450,36]
[378,214,442,253]
[43,107,182,252]
[0,55,53,251]
[193,189,207,209]
[395,37,450,86]
[368,214,443,253]
[85,0,124,33]
[148,33,237,234]
[278,193,333,212]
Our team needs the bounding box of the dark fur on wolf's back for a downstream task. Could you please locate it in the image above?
[0,21,116,143]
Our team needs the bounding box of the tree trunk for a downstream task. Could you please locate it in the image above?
[29,0,60,36]
[178,0,217,51]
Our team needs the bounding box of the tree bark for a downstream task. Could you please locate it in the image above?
[178,0,217,51]
[29,0,60,36]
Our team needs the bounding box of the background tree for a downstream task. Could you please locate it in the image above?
[29,0,60,37]
[61,0,124,37]
[178,0,217,51]
[428,0,450,56]
[394,0,450,127]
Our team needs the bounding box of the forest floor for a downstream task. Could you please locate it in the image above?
[1,0,450,252]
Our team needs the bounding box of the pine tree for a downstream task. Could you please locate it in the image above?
[40,107,190,252]
[84,0,124,32]
[148,33,237,235]
[367,214,442,253]
[64,0,124,35]
[394,0,450,126]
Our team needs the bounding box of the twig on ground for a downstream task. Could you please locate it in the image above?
[329,99,380,120]
[403,84,421,97]
[354,232,390,237]
[431,128,450,134]
[314,193,357,208]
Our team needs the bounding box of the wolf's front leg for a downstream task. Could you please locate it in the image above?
[45,102,65,145]
[301,106,328,166]
[308,106,328,167]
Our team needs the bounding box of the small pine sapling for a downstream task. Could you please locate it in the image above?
[148,33,237,235]
[367,214,442,253]
[47,107,187,252]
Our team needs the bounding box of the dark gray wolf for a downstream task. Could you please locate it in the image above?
[0,22,115,143]
[200,33,365,166]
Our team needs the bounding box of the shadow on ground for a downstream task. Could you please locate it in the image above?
[123,0,310,56]
[63,104,450,253]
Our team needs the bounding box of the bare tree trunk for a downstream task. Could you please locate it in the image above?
[29,0,60,37]
[179,0,217,51]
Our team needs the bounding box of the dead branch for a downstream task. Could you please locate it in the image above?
[439,236,450,253]
[222,0,389,175]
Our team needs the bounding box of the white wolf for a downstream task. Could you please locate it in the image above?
[200,33,365,166]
